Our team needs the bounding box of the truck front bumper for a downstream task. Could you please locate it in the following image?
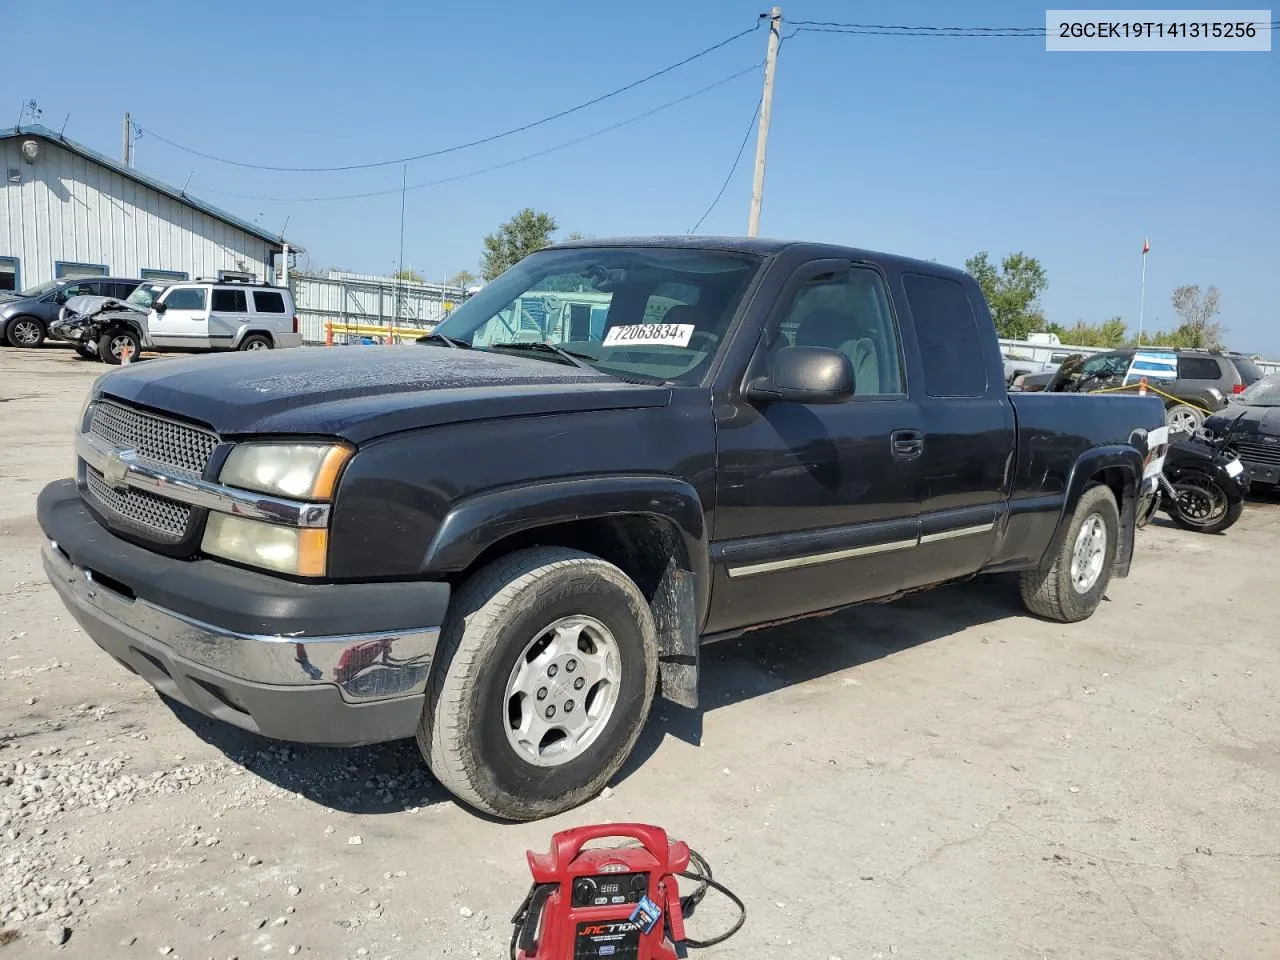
[38,480,447,746]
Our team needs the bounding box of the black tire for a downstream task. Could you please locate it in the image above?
[1170,477,1244,534]
[97,328,141,365]
[417,547,658,820]
[1020,484,1120,623]
[238,334,273,351]
[5,316,45,348]
[74,344,97,360]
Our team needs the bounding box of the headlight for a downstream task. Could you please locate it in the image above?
[201,514,328,577]
[219,442,352,500]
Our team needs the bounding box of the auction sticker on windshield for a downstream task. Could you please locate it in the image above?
[603,323,694,347]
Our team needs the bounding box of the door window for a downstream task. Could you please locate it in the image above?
[767,266,904,396]
[162,288,207,310]
[211,289,248,313]
[252,290,286,313]
[902,274,987,398]
[55,281,100,303]
[1176,356,1222,380]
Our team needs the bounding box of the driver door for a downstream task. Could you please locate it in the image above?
[151,286,210,348]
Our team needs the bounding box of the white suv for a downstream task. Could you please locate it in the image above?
[143,279,302,354]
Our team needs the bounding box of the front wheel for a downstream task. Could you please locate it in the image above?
[6,317,45,348]
[97,328,141,365]
[1020,484,1120,623]
[74,343,97,360]
[417,547,658,820]
[1169,475,1243,534]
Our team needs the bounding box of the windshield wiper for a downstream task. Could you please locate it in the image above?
[489,341,597,371]
[416,332,471,349]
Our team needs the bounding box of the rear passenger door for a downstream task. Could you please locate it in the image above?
[899,272,1014,582]
[209,287,249,346]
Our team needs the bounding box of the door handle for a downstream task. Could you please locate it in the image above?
[891,429,924,460]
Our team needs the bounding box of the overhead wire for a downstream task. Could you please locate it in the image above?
[688,95,761,234]
[790,17,1279,37]
[134,23,761,173]
[188,62,763,204]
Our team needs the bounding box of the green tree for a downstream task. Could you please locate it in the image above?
[447,269,477,288]
[965,252,1048,339]
[481,209,559,281]
[1169,284,1224,349]
[393,268,424,283]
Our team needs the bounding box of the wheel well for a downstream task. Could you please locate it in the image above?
[454,515,702,708]
[1093,466,1127,507]
[456,515,684,603]
[239,330,274,345]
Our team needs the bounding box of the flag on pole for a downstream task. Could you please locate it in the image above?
[1142,237,1150,255]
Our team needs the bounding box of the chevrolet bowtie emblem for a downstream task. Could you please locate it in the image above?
[103,447,137,490]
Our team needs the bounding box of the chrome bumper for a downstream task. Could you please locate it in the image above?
[43,539,438,704]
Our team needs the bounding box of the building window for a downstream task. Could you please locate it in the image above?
[141,268,189,283]
[55,261,108,279]
[0,257,17,293]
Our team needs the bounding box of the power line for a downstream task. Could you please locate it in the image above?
[135,24,760,173]
[689,95,761,234]
[189,63,762,204]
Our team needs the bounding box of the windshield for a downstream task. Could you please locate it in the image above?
[125,283,167,308]
[1079,353,1130,379]
[431,247,762,384]
[1237,374,1280,406]
[17,279,64,299]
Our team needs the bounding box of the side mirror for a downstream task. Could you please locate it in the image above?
[746,345,855,405]
[152,299,167,314]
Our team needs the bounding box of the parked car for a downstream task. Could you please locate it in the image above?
[37,237,1165,821]
[1002,351,1069,385]
[1027,348,1262,434]
[0,276,142,348]
[1203,374,1280,490]
[51,277,301,363]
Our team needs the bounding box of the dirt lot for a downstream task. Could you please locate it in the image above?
[1,345,1277,960]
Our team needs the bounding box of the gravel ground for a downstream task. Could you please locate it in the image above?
[1,346,1277,959]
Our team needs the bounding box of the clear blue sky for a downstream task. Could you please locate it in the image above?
[12,1,1279,352]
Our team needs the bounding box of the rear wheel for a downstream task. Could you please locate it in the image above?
[417,547,658,820]
[1170,475,1243,534]
[239,334,272,351]
[97,328,141,365]
[1166,403,1204,437]
[6,317,45,348]
[1020,484,1119,623]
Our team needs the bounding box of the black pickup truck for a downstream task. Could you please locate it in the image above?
[38,237,1167,820]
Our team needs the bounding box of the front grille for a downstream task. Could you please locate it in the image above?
[90,400,217,479]
[82,399,219,546]
[86,467,191,542]
[1235,441,1280,468]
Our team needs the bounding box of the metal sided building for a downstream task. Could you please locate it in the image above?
[0,124,297,293]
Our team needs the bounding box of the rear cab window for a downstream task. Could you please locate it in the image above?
[902,273,987,397]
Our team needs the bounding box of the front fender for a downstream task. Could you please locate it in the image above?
[422,474,710,621]
[1041,445,1143,577]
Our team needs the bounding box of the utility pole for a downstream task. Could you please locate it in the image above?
[747,7,781,237]
[122,113,132,167]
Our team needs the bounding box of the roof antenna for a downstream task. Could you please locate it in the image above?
[58,113,70,138]
[279,215,290,239]
[180,171,193,197]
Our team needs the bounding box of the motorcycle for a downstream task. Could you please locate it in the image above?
[1137,411,1249,534]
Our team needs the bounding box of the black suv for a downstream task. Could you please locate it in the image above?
[0,277,143,348]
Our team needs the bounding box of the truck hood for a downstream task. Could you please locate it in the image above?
[95,345,671,443]
[64,294,146,318]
